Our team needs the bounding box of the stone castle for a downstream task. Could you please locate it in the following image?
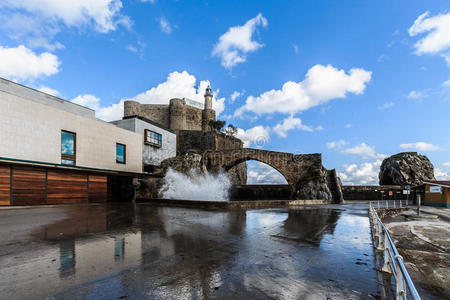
[124,86,247,184]
[124,86,216,133]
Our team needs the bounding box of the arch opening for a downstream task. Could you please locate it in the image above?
[246,160,288,185]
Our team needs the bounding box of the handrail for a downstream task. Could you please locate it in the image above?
[369,202,421,300]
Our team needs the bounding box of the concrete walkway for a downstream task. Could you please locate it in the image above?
[0,203,379,300]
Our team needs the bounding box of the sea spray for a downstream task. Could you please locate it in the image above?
[158,168,231,201]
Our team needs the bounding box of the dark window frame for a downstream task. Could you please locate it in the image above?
[144,129,162,148]
[61,130,76,166]
[116,143,126,164]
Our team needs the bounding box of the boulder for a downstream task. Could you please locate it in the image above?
[296,166,333,200]
[159,153,206,176]
[379,152,435,186]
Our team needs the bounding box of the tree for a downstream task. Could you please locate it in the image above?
[224,124,238,137]
[209,120,226,132]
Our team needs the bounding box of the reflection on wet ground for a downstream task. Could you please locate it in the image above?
[0,203,378,299]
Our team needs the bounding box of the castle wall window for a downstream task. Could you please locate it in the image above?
[61,130,76,165]
[144,129,162,147]
[116,143,126,164]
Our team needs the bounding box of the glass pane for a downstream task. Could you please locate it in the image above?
[116,144,125,163]
[61,131,75,156]
[61,159,75,166]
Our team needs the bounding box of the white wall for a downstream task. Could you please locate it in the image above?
[0,88,143,173]
[112,118,176,166]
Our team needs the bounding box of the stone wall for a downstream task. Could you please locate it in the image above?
[124,101,170,128]
[342,185,408,200]
[185,106,203,131]
[177,131,243,153]
[124,99,207,132]
[230,185,293,200]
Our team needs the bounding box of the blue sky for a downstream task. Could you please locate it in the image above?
[0,0,449,184]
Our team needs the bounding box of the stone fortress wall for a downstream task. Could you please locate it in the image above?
[124,99,206,132]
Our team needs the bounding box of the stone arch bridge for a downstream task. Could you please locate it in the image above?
[204,148,343,203]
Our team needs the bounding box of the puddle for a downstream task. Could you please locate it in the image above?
[0,203,379,299]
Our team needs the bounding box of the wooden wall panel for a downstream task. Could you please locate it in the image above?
[12,166,46,205]
[89,175,107,203]
[47,170,88,204]
[0,164,10,205]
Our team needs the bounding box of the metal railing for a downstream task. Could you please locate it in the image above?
[371,199,409,209]
[369,202,421,300]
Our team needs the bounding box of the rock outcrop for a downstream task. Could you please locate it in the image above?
[379,152,436,186]
[159,153,206,175]
[295,166,332,201]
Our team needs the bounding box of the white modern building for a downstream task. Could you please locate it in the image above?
[111,116,177,172]
[0,77,143,206]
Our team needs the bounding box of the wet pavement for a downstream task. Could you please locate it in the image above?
[0,203,379,299]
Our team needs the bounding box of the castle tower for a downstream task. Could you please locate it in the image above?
[169,98,187,132]
[202,85,216,131]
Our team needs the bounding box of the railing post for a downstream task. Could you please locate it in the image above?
[377,200,380,209]
[381,229,392,273]
[386,200,388,208]
[395,256,407,300]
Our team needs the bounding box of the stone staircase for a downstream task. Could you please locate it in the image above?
[327,169,344,203]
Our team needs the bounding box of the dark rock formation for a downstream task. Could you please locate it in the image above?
[296,166,333,201]
[159,153,206,175]
[379,152,436,186]
[228,163,247,185]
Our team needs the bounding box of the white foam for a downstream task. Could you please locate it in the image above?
[158,168,231,201]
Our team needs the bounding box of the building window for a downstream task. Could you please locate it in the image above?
[61,130,76,165]
[144,129,162,147]
[116,143,126,164]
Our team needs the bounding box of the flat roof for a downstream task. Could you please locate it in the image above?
[0,77,95,119]
[423,181,450,188]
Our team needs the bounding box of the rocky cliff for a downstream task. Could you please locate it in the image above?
[379,152,436,186]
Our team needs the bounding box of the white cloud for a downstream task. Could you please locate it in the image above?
[247,161,287,184]
[377,101,394,110]
[234,64,371,117]
[442,162,450,167]
[212,13,268,69]
[435,168,450,180]
[38,85,59,96]
[293,44,299,54]
[341,143,386,159]
[0,0,130,50]
[73,71,226,122]
[72,94,100,110]
[0,45,60,81]
[338,160,382,185]
[408,90,427,99]
[442,78,450,87]
[272,115,313,138]
[399,142,441,151]
[345,124,352,128]
[126,44,138,53]
[315,125,324,131]
[326,139,347,149]
[159,17,172,34]
[1,0,130,33]
[140,0,156,3]
[409,11,450,56]
[130,71,225,115]
[229,91,241,103]
[235,125,270,148]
